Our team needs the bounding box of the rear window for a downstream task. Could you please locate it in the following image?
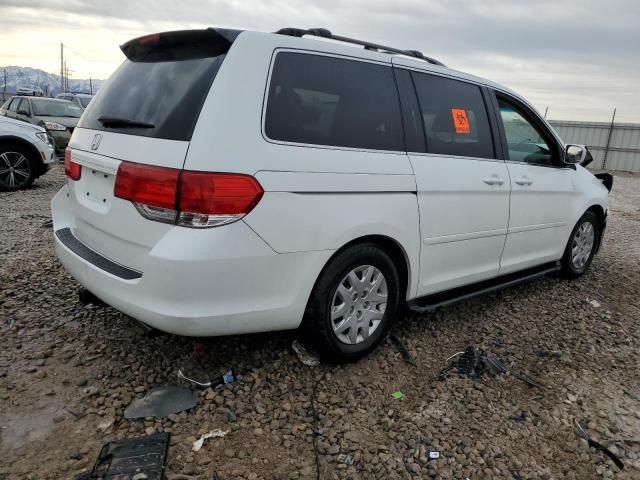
[78,29,234,141]
[411,72,495,159]
[265,52,404,152]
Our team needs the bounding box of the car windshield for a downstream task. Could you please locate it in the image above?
[32,100,82,117]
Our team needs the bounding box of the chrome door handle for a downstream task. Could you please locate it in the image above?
[515,177,533,186]
[483,176,505,186]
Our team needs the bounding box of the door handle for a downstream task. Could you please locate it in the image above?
[515,177,533,186]
[483,176,505,186]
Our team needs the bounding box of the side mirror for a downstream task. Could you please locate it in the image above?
[564,144,587,165]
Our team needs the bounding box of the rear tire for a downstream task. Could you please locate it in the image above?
[301,243,400,363]
[0,144,36,191]
[561,211,600,278]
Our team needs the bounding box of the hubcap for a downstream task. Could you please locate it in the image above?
[571,221,595,269]
[0,152,30,188]
[330,265,387,345]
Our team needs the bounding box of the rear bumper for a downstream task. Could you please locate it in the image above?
[51,186,333,336]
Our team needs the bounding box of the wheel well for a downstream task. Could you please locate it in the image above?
[330,235,411,301]
[0,136,43,171]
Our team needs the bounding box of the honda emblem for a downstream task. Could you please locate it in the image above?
[91,134,103,151]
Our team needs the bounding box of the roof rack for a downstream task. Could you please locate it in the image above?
[275,28,446,67]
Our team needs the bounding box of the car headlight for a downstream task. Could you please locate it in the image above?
[45,122,67,131]
[35,132,51,144]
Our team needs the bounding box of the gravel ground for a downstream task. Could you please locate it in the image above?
[1,165,639,480]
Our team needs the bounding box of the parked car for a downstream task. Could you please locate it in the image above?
[55,93,93,109]
[16,85,44,96]
[0,96,82,155]
[52,28,610,362]
[0,115,55,190]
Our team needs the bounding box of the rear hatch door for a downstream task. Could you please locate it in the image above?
[65,29,238,271]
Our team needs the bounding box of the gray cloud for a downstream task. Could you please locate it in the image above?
[1,0,638,121]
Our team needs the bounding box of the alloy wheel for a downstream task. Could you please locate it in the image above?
[0,151,31,188]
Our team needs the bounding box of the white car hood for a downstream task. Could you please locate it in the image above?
[0,115,45,133]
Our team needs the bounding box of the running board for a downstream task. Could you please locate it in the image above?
[407,261,561,313]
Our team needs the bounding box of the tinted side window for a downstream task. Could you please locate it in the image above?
[265,52,404,151]
[497,97,555,165]
[412,72,494,159]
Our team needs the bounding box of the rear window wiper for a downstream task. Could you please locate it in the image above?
[97,116,155,129]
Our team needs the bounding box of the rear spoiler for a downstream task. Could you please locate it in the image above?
[120,28,242,62]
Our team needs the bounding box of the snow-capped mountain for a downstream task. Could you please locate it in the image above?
[1,66,104,96]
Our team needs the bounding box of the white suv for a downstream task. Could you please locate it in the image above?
[52,28,610,362]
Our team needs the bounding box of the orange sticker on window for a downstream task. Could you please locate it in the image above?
[451,108,470,134]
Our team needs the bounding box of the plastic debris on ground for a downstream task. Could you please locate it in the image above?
[439,346,543,388]
[124,386,197,419]
[74,432,170,480]
[176,340,237,388]
[391,391,405,400]
[336,453,354,465]
[192,429,229,452]
[292,339,320,367]
[588,299,601,308]
[428,449,441,460]
[574,420,624,470]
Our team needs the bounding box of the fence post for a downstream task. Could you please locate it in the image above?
[602,108,616,170]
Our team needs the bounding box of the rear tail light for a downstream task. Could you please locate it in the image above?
[114,161,263,228]
[64,148,81,180]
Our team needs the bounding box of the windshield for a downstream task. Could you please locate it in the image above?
[32,100,82,118]
[79,97,92,108]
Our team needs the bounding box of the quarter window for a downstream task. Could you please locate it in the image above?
[7,98,19,112]
[498,98,554,165]
[265,52,404,151]
[411,72,495,159]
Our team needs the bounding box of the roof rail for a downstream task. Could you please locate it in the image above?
[275,27,446,67]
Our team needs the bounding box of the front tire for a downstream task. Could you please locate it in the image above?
[561,211,600,278]
[301,243,400,363]
[0,144,36,191]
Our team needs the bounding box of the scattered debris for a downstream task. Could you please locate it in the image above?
[292,340,320,367]
[41,218,53,228]
[389,334,417,366]
[336,453,354,465]
[192,429,229,452]
[97,416,115,433]
[439,346,544,388]
[509,411,528,424]
[124,386,197,419]
[2,317,16,330]
[391,391,405,400]
[178,366,236,388]
[79,432,170,479]
[427,449,441,460]
[574,420,624,470]
[588,299,601,308]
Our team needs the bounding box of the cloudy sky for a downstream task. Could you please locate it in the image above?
[1,0,639,121]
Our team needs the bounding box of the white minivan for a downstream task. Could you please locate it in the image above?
[52,28,610,361]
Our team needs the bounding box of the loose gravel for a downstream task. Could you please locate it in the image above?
[1,165,639,480]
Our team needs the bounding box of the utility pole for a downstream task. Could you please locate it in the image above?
[89,77,93,95]
[60,43,64,93]
[602,108,616,170]
[3,69,6,101]
[544,106,548,119]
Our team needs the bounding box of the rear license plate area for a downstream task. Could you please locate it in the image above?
[78,167,115,208]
